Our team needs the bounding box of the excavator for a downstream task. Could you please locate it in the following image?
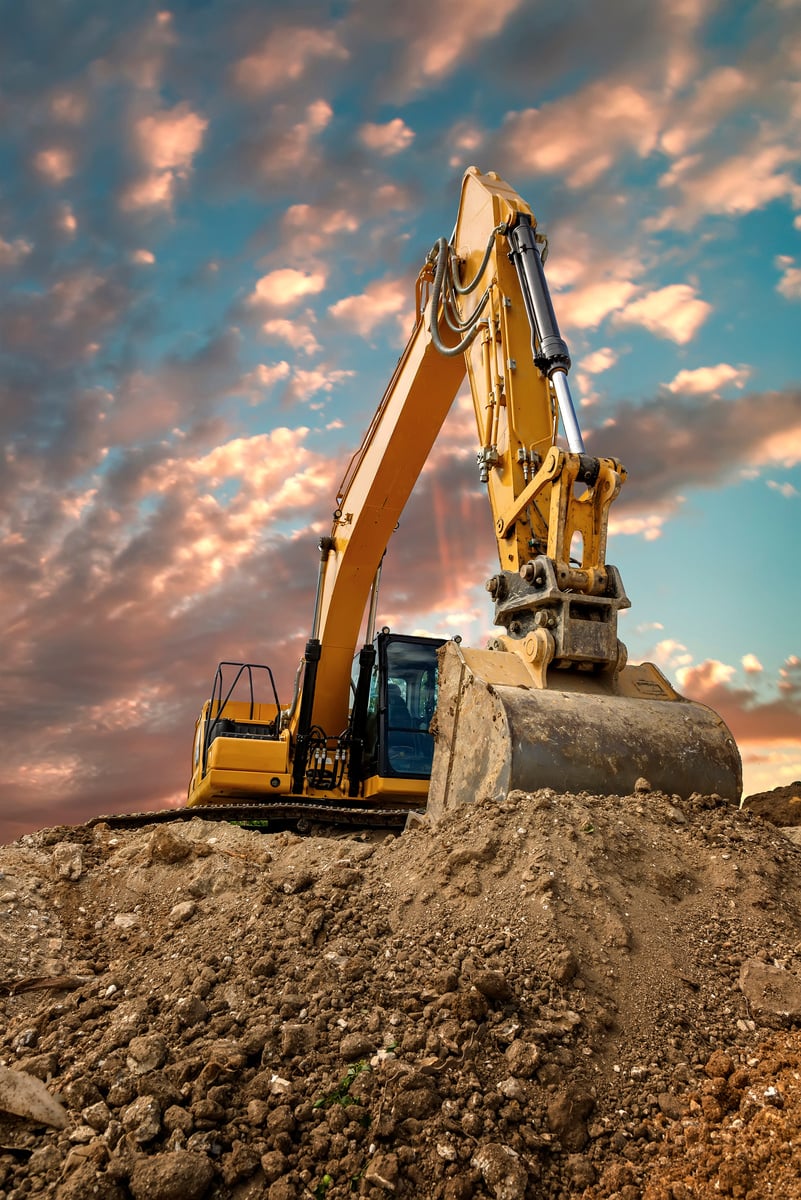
[184,167,742,827]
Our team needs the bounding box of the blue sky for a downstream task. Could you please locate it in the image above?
[1,0,799,840]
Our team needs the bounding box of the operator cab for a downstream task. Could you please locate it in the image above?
[355,632,444,780]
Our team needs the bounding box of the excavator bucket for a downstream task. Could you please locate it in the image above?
[427,641,742,823]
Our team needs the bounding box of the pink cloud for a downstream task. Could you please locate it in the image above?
[262,316,321,357]
[359,118,415,156]
[121,103,208,212]
[616,283,711,344]
[667,363,750,394]
[328,276,411,338]
[675,659,801,784]
[234,26,349,93]
[776,255,801,300]
[499,83,661,186]
[0,235,32,267]
[49,90,88,125]
[389,0,526,93]
[655,142,801,229]
[249,268,327,309]
[134,104,208,173]
[33,146,75,185]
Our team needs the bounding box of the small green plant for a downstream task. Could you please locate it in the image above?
[313,1175,333,1199]
[313,1060,371,1111]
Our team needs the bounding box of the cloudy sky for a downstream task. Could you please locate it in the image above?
[1,0,800,842]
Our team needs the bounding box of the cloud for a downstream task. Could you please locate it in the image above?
[328,276,412,338]
[33,146,75,184]
[239,100,334,182]
[655,142,801,229]
[498,82,661,186]
[234,26,349,94]
[370,0,527,95]
[248,268,327,309]
[0,235,32,267]
[49,89,88,125]
[677,656,801,747]
[134,104,208,174]
[121,103,208,212]
[358,118,415,156]
[666,363,750,394]
[776,255,801,299]
[131,248,155,265]
[616,283,711,344]
[56,204,77,237]
[742,653,763,674]
[262,316,321,357]
[587,386,801,515]
[581,347,618,375]
[659,66,755,159]
[767,479,799,499]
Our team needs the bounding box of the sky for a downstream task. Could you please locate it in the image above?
[1,0,800,843]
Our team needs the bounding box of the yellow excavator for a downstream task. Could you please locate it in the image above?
[185,168,741,825]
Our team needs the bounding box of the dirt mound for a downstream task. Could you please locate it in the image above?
[2,788,801,1198]
[742,781,801,827]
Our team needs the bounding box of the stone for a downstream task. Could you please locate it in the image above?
[364,1151,399,1191]
[471,1142,528,1200]
[168,900,197,925]
[127,1034,168,1075]
[547,1088,595,1151]
[472,970,513,1003]
[148,829,193,865]
[121,1095,162,1143]
[340,1031,374,1061]
[281,1023,313,1056]
[128,1150,214,1200]
[505,1039,540,1078]
[52,842,85,880]
[739,958,801,1022]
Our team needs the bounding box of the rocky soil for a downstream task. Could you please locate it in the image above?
[2,784,801,1200]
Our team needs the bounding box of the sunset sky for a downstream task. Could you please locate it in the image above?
[2,0,800,843]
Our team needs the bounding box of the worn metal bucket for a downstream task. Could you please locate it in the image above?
[428,642,742,823]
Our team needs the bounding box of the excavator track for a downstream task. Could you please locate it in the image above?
[86,801,418,833]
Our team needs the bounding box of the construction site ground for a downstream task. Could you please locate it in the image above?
[2,781,801,1199]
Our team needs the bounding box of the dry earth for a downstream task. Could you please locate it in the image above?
[1,783,801,1200]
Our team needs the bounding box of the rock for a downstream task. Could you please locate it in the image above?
[281,1023,313,1056]
[128,1150,214,1199]
[705,1049,735,1079]
[340,1031,374,1060]
[505,1039,540,1078]
[52,842,85,881]
[364,1151,399,1191]
[471,1142,528,1200]
[121,1095,162,1143]
[114,912,139,929]
[547,1088,595,1151]
[127,1034,168,1075]
[82,1100,112,1131]
[657,1092,687,1120]
[0,1064,68,1128]
[739,959,801,1022]
[168,900,197,924]
[56,1162,126,1200]
[472,969,513,1002]
[548,948,579,985]
[148,829,193,865]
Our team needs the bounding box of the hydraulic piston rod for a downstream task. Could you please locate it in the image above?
[508,217,585,455]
